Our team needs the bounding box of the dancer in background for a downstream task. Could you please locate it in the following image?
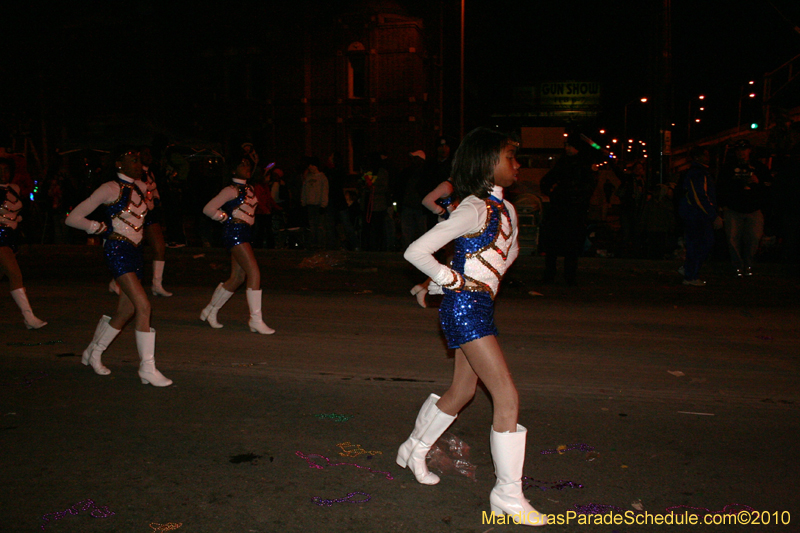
[410,177,456,307]
[1,157,47,329]
[108,145,173,296]
[66,147,172,386]
[399,128,546,526]
[200,155,275,335]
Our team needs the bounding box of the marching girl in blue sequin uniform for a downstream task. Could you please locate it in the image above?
[1,157,47,329]
[410,178,457,307]
[399,128,547,526]
[66,147,172,387]
[108,146,173,297]
[200,156,274,335]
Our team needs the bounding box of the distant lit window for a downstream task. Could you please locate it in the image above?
[347,42,366,99]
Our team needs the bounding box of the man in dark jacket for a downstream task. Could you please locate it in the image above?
[717,139,768,276]
[679,146,722,286]
[539,135,596,285]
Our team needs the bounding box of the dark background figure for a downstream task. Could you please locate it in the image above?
[361,152,392,251]
[717,139,769,276]
[772,125,800,276]
[678,146,722,286]
[323,152,347,250]
[398,150,429,248]
[251,167,280,249]
[426,136,454,228]
[160,143,190,248]
[300,156,328,250]
[538,133,597,285]
[613,159,647,257]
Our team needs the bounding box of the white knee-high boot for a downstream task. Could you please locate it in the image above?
[10,287,47,329]
[397,393,440,466]
[396,394,456,485]
[136,328,172,387]
[81,315,119,376]
[246,288,275,334]
[151,260,172,297]
[200,283,234,328]
[489,424,547,526]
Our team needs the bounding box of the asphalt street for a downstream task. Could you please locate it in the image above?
[2,245,798,532]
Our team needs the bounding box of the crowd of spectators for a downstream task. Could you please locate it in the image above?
[5,123,800,280]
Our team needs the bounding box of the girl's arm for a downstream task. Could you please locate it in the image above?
[65,182,117,234]
[421,180,454,215]
[505,201,520,266]
[203,186,236,221]
[404,200,481,289]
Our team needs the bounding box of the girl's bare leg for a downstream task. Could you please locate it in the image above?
[436,348,479,415]
[229,243,260,290]
[145,223,167,261]
[453,336,519,433]
[112,273,151,332]
[221,252,247,292]
[0,247,24,290]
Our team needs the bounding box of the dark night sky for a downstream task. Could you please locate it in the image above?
[3,0,800,145]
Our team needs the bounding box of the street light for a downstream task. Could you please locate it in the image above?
[687,95,705,140]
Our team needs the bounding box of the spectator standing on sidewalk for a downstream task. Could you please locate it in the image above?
[717,139,768,277]
[679,146,722,286]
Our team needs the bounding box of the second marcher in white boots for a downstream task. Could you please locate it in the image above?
[2,158,47,330]
[201,152,275,335]
[66,146,173,387]
[399,128,546,524]
[10,287,47,329]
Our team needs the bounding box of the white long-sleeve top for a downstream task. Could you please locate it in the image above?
[404,185,519,299]
[0,183,23,230]
[65,173,148,243]
[202,179,257,225]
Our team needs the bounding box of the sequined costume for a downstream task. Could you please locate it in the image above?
[65,174,148,279]
[142,166,164,227]
[0,183,23,252]
[404,185,519,348]
[203,178,257,250]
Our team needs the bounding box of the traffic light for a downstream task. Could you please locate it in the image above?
[750,123,759,130]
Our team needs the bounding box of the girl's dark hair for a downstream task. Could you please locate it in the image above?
[451,127,516,200]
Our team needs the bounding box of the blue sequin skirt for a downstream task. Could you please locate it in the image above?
[222,222,253,250]
[104,238,144,280]
[439,290,498,349]
[0,225,17,252]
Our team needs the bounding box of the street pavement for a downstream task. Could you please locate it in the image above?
[2,245,799,532]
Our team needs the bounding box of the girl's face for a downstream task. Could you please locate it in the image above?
[117,152,143,180]
[493,142,520,188]
[235,159,252,180]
